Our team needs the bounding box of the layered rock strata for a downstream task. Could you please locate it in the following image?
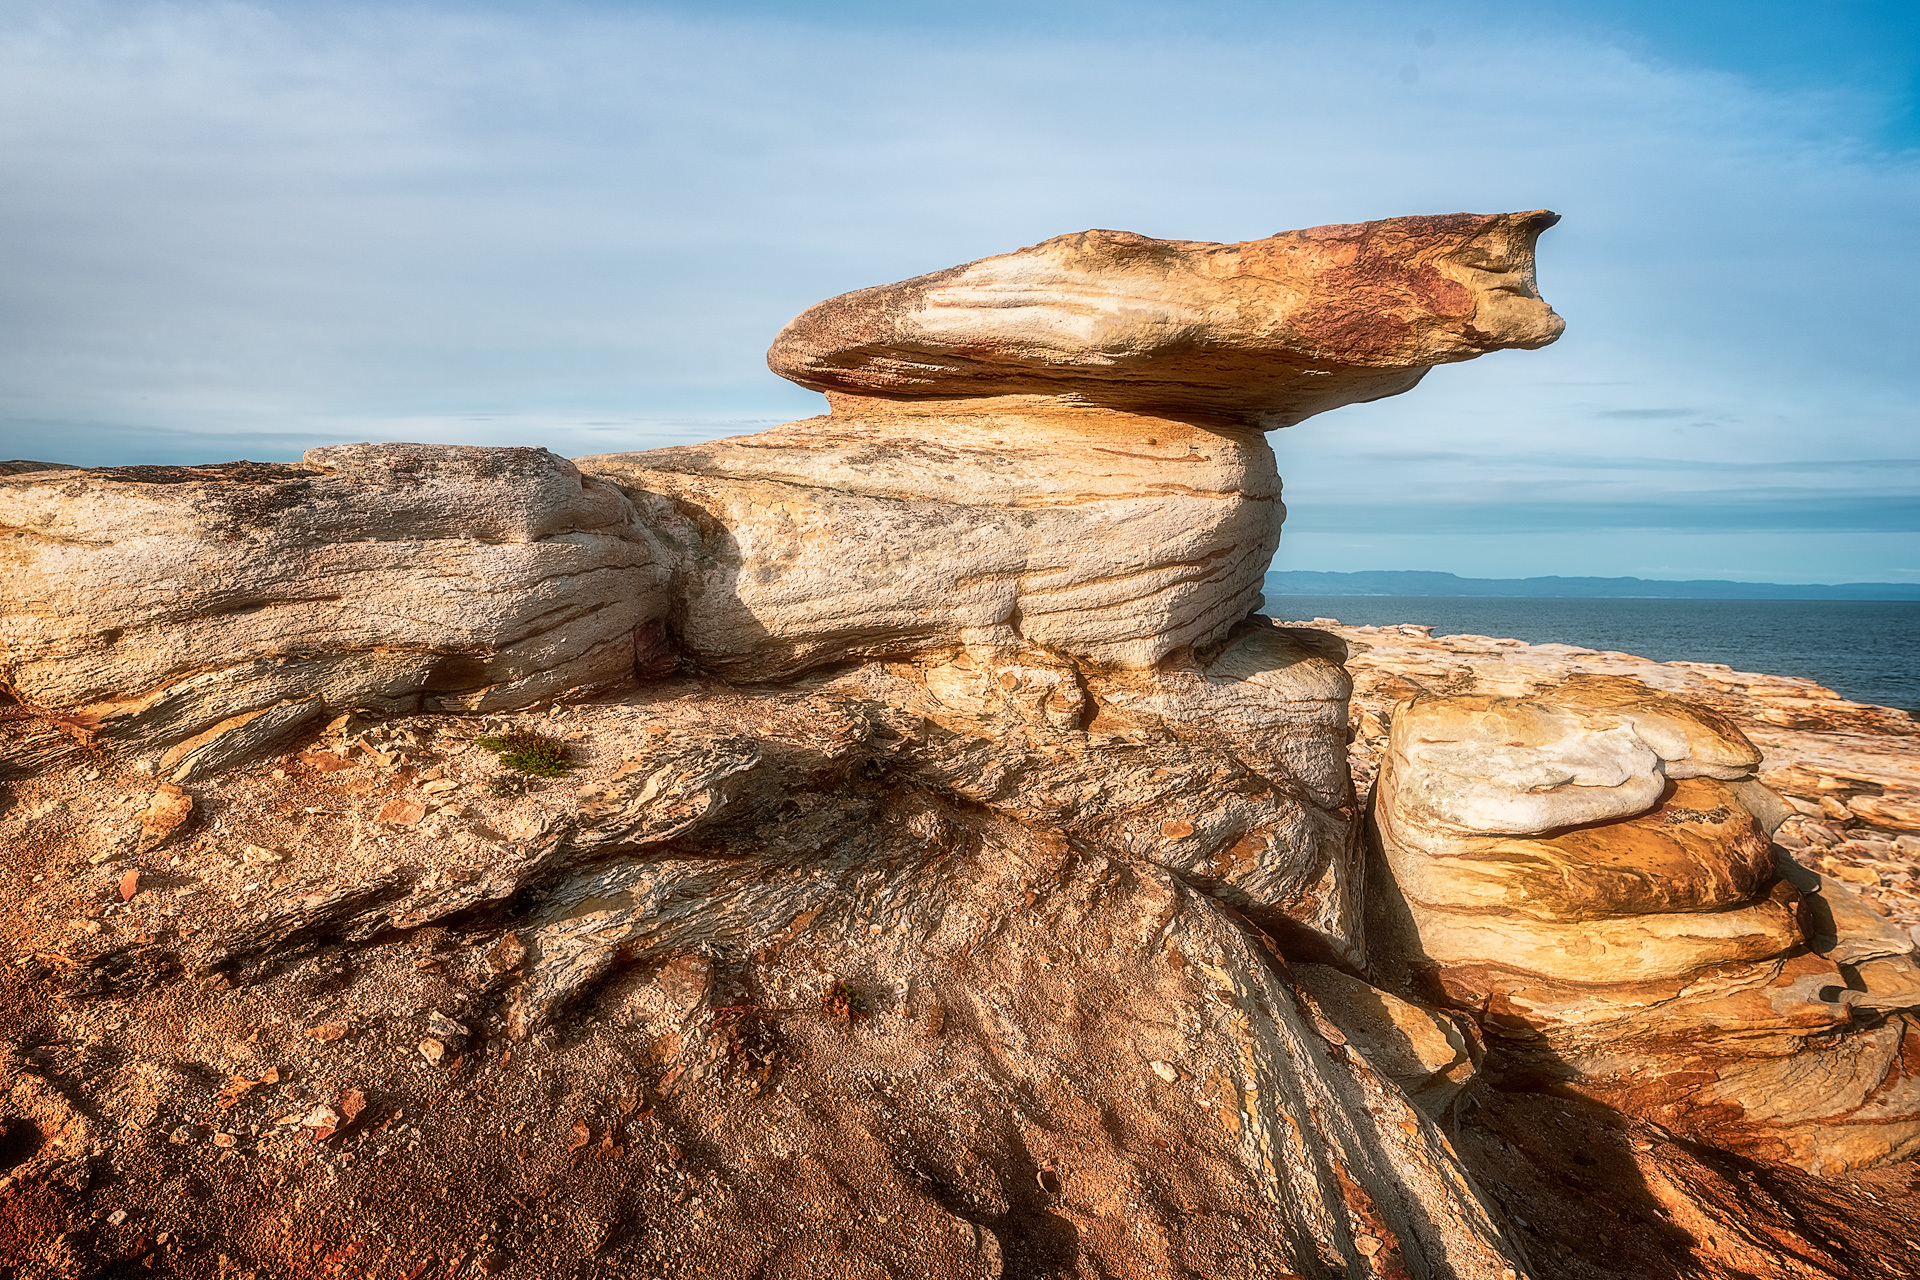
[0,445,671,780]
[768,212,1564,426]
[0,212,1582,1279]
[585,405,1282,678]
[11,211,1920,1277]
[1308,617,1920,936]
[1370,680,1920,1173]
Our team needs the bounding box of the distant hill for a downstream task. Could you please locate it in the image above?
[1264,570,1920,601]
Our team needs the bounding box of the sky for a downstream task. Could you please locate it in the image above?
[0,0,1915,583]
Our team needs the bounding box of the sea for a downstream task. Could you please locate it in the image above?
[1264,594,1920,716]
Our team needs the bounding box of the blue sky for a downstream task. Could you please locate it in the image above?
[0,0,1915,582]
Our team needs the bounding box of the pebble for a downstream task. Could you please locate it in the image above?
[1149,1060,1181,1083]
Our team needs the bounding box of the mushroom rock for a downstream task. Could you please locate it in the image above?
[584,211,1563,681]
[0,444,671,778]
[581,213,1562,976]
[1370,682,1920,1174]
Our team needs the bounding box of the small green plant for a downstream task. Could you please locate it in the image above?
[823,979,865,1021]
[475,728,576,778]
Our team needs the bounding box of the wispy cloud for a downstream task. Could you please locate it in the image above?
[0,0,1913,578]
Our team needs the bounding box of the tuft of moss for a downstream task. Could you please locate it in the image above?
[823,979,865,1021]
[474,728,576,778]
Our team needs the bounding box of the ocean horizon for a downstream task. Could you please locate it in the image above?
[1264,589,1920,716]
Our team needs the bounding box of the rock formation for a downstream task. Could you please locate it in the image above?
[766,212,1564,426]
[0,445,671,779]
[5,213,1920,1280]
[1369,680,1920,1174]
[1306,618,1920,937]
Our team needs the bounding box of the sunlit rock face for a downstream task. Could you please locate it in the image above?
[584,405,1282,680]
[583,211,1563,683]
[0,444,672,778]
[766,211,1564,428]
[1370,679,1920,1174]
[12,209,1920,1276]
[55,215,1891,1280]
[574,212,1569,978]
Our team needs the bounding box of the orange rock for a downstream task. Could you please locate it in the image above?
[377,799,426,826]
[769,213,1563,429]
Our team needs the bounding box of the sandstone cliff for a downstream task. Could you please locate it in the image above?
[4,214,1919,1280]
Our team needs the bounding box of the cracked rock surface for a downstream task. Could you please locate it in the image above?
[6,214,1920,1278]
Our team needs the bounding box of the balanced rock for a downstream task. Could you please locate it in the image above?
[0,444,669,778]
[768,212,1564,427]
[585,211,1562,680]
[1371,680,1920,1173]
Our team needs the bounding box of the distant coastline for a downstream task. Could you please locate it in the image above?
[1265,570,1920,601]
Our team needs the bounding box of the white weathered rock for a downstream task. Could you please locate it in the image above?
[0,444,671,774]
[584,405,1281,679]
[1382,687,1761,847]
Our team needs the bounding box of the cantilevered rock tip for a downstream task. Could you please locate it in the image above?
[768,209,1563,428]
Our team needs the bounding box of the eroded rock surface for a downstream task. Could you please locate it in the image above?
[1306,618,1920,938]
[7,213,1920,1278]
[1369,681,1920,1175]
[768,212,1563,427]
[584,406,1282,677]
[583,211,1563,681]
[0,445,671,779]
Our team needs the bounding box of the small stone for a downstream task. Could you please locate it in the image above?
[1149,1060,1180,1083]
[487,932,527,973]
[107,1209,128,1226]
[135,783,194,851]
[426,1011,469,1045]
[118,868,141,901]
[418,1038,446,1065]
[241,845,285,866]
[301,1105,342,1135]
[306,1022,349,1042]
[1160,820,1196,840]
[211,1132,236,1148]
[378,799,427,827]
[420,779,459,795]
